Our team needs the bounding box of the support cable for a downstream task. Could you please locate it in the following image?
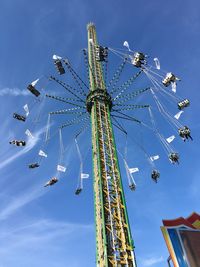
[50,76,86,100]
[112,104,150,112]
[49,107,85,115]
[112,110,141,123]
[111,116,127,135]
[46,94,86,109]
[60,113,89,129]
[112,70,142,99]
[107,58,127,90]
[63,59,89,92]
[113,87,150,105]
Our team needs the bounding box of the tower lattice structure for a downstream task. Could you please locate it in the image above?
[87,23,137,267]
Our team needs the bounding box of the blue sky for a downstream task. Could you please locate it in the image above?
[0,0,200,266]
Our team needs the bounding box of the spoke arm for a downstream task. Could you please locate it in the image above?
[50,76,86,101]
[63,59,89,92]
[111,116,127,135]
[112,110,141,123]
[49,108,85,115]
[112,104,150,111]
[107,58,127,91]
[111,70,142,97]
[113,87,150,105]
[60,113,89,129]
[46,94,86,108]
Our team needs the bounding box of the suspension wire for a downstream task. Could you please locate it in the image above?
[45,94,86,109]
[148,107,174,155]
[110,49,181,108]
[14,97,39,120]
[53,128,66,180]
[63,59,89,93]
[144,68,182,102]
[117,147,136,188]
[44,114,51,143]
[74,122,90,191]
[75,137,83,190]
[31,95,46,126]
[144,70,181,130]
[143,65,165,79]
[112,70,143,99]
[145,69,179,107]
[109,47,132,54]
[109,47,138,68]
[108,46,134,54]
[58,128,65,162]
[108,48,130,61]
[60,113,89,129]
[107,58,127,90]
[150,88,183,131]
[145,69,180,102]
[49,76,86,101]
[32,114,89,167]
[109,47,166,76]
[43,114,89,149]
[112,126,138,188]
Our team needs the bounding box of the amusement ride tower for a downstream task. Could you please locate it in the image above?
[86,23,136,267]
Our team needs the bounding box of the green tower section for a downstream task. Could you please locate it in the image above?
[87,23,137,267]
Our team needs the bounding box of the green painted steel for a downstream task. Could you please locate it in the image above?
[87,22,137,266]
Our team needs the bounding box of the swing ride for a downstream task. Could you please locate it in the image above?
[9,23,192,266]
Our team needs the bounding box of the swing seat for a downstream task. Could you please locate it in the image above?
[54,59,65,75]
[13,113,26,122]
[29,163,40,169]
[75,188,82,195]
[178,99,190,110]
[151,170,160,182]
[27,84,40,97]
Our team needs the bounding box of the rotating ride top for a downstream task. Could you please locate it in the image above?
[10,23,192,267]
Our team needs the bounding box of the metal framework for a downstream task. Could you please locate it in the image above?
[87,23,137,267]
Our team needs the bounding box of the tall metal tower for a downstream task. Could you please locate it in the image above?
[87,23,137,267]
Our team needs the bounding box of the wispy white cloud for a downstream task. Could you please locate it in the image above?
[0,87,29,96]
[0,218,93,267]
[0,187,45,221]
[0,219,93,241]
[141,256,164,266]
